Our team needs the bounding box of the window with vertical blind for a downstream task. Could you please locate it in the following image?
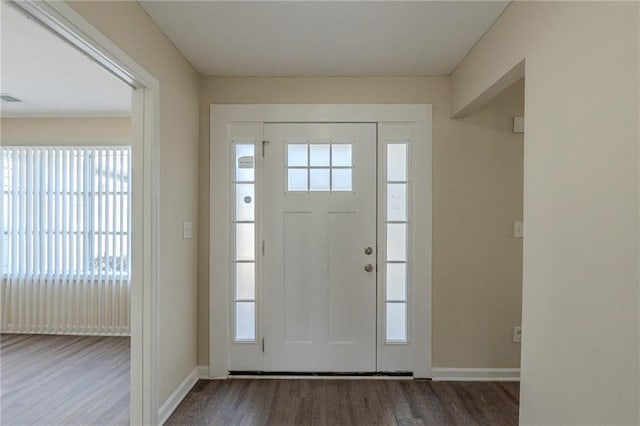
[1,146,131,280]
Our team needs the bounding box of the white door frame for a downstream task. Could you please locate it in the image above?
[6,2,161,424]
[210,104,432,378]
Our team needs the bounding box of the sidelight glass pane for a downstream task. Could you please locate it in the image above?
[310,144,330,167]
[386,263,407,301]
[235,144,255,182]
[235,184,255,221]
[332,144,352,167]
[287,144,308,167]
[331,169,352,192]
[235,223,255,261]
[235,262,255,300]
[387,183,407,221]
[288,169,308,191]
[310,168,330,191]
[235,302,255,341]
[386,223,407,261]
[387,144,407,182]
[386,303,407,342]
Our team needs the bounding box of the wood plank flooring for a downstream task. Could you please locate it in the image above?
[1,333,129,426]
[167,378,519,425]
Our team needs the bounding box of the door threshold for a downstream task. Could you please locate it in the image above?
[227,371,414,380]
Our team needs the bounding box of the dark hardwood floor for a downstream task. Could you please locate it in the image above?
[167,378,519,425]
[1,333,129,426]
[1,333,519,425]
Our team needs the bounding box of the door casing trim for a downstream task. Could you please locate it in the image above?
[209,104,432,378]
[6,1,161,423]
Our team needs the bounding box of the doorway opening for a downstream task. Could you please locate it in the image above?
[0,1,160,424]
[209,105,432,378]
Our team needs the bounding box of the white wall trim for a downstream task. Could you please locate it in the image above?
[158,366,203,425]
[431,368,520,382]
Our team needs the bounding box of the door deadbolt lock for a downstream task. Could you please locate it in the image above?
[364,247,373,255]
[364,264,374,272]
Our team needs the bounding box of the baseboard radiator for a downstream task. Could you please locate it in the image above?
[1,279,130,335]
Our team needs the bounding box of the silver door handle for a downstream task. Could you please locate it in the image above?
[364,264,373,272]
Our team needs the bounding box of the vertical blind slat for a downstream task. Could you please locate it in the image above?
[62,149,69,332]
[119,150,125,329]
[29,149,36,328]
[54,148,61,331]
[97,148,104,332]
[108,150,115,331]
[0,151,5,328]
[18,150,25,328]
[76,149,83,332]
[84,149,92,329]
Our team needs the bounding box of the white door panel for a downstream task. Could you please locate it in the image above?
[263,123,377,372]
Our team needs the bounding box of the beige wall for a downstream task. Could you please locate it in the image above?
[68,1,200,405]
[1,117,131,143]
[198,76,524,369]
[452,2,640,424]
[437,79,524,368]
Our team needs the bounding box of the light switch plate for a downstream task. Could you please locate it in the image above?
[513,326,522,343]
[513,116,525,133]
[513,221,523,239]
[183,221,192,239]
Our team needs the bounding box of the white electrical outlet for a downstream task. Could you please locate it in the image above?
[513,221,524,239]
[183,221,192,239]
[513,326,522,343]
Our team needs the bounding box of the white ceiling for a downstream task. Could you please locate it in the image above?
[0,3,131,117]
[140,1,509,77]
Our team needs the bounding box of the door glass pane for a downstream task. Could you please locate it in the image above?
[235,184,254,221]
[386,303,407,341]
[387,183,407,221]
[235,144,255,182]
[310,168,330,191]
[332,144,352,167]
[331,169,352,191]
[288,169,308,191]
[386,263,407,301]
[236,302,255,340]
[387,144,407,181]
[386,223,407,261]
[235,262,255,300]
[288,144,308,167]
[310,144,330,167]
[235,223,255,261]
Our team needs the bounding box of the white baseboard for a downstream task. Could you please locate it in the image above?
[431,368,520,382]
[158,365,209,425]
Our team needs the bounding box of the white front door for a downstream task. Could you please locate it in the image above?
[262,123,377,372]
